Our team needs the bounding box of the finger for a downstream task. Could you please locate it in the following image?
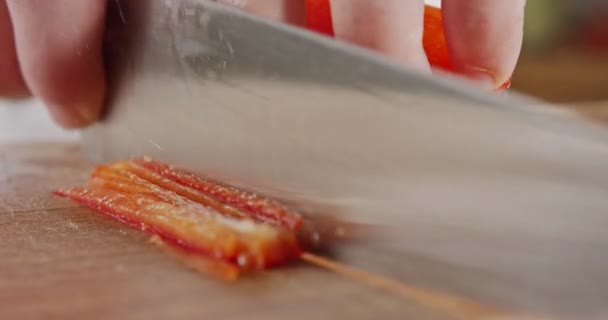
[0,0,29,98]
[442,0,526,87]
[6,0,107,129]
[218,0,305,26]
[329,0,430,71]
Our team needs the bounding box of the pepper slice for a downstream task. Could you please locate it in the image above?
[134,159,303,230]
[54,159,302,276]
[304,1,512,90]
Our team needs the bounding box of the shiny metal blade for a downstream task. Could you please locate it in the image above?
[82,0,608,317]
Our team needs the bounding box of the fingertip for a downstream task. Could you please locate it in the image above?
[23,33,106,129]
[441,0,526,86]
[47,106,100,129]
[46,73,106,130]
[7,0,107,129]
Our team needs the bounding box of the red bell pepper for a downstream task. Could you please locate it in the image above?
[304,0,334,37]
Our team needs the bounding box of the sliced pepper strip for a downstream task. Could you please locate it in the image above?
[134,159,303,230]
[54,160,302,271]
[149,235,240,281]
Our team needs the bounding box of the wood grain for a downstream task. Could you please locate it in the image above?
[1,107,607,320]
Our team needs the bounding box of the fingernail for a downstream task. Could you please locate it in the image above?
[463,66,498,91]
[73,102,101,124]
[47,102,101,129]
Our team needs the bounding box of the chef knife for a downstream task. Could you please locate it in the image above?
[82,0,608,317]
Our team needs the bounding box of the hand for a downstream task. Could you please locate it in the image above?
[0,0,526,129]
[230,0,526,88]
[1,0,106,129]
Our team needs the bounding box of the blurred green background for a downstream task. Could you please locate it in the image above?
[512,0,608,103]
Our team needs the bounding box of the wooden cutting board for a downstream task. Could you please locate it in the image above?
[0,143,477,320]
[1,102,607,320]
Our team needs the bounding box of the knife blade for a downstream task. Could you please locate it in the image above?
[82,0,608,316]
